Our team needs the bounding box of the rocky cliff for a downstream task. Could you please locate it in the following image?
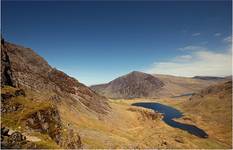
[1,38,110,148]
[1,39,110,114]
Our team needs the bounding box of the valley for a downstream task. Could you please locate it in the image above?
[2,86,231,148]
[73,96,231,149]
[2,1,232,149]
[1,40,232,149]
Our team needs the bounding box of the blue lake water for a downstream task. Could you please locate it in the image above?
[132,102,208,138]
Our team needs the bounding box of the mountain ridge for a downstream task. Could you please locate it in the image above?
[1,39,110,114]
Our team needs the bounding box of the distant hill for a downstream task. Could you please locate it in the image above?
[91,72,223,99]
[91,71,164,98]
[152,74,223,97]
[192,76,225,80]
[224,75,232,80]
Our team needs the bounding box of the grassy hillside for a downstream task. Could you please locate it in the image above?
[179,80,232,146]
[153,74,223,97]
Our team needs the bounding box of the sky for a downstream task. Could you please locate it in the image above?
[2,1,232,85]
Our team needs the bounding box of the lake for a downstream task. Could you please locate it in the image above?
[132,102,208,138]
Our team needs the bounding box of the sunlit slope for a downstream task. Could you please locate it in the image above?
[180,80,232,146]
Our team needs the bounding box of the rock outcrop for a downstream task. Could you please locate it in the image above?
[1,126,36,149]
[26,108,62,143]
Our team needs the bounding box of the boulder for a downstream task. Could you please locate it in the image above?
[15,89,26,96]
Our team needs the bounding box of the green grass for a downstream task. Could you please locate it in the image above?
[1,95,53,129]
[1,86,60,149]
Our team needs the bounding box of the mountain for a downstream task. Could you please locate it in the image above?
[91,72,223,99]
[181,80,232,146]
[152,74,224,97]
[91,71,164,98]
[1,39,110,114]
[1,39,110,148]
[224,75,232,80]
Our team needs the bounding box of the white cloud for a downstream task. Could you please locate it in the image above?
[223,36,232,43]
[174,55,193,62]
[192,32,201,36]
[145,47,232,77]
[214,33,221,37]
[178,45,207,51]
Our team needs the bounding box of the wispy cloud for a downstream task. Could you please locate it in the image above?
[145,47,232,77]
[178,45,207,51]
[214,33,221,37]
[173,55,193,62]
[192,32,201,36]
[223,35,232,43]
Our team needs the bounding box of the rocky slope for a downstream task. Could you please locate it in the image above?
[184,80,232,118]
[91,71,164,98]
[1,39,110,148]
[1,39,110,114]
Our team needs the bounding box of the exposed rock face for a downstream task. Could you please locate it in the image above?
[91,71,164,98]
[1,40,110,114]
[1,85,82,149]
[1,89,25,113]
[25,106,82,148]
[1,126,35,149]
[26,108,62,143]
[1,41,16,87]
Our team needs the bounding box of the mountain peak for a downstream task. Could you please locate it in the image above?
[91,71,164,98]
[129,71,144,74]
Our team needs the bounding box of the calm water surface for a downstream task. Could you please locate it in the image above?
[132,102,208,138]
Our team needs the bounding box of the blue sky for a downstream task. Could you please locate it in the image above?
[2,1,232,85]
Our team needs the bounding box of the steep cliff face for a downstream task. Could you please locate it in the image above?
[1,39,110,148]
[1,40,110,114]
[1,40,16,87]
